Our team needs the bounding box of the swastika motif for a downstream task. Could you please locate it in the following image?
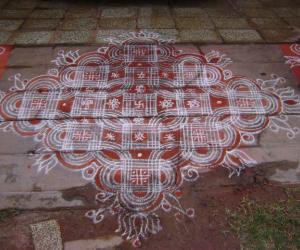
[71,91,107,117]
[1,32,300,247]
[122,93,157,117]
[74,65,109,88]
[62,122,103,151]
[18,91,60,119]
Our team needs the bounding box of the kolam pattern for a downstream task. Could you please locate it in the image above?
[282,43,300,82]
[284,44,300,69]
[0,32,300,246]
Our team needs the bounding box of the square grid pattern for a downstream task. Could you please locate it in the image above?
[70,91,107,117]
[18,91,60,119]
[176,92,212,116]
[125,66,159,86]
[62,123,103,151]
[174,63,208,87]
[121,159,170,192]
[228,90,265,114]
[122,93,158,117]
[181,123,222,148]
[124,44,158,62]
[122,124,161,149]
[74,65,109,88]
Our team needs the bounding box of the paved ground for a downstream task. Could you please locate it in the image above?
[0,31,300,249]
[0,0,299,44]
[0,1,300,250]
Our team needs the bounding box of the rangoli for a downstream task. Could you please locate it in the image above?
[282,43,300,82]
[0,32,300,247]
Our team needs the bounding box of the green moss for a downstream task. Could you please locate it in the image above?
[226,188,300,250]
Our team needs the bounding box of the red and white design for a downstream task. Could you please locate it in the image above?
[1,32,300,247]
[0,45,12,80]
[281,44,300,82]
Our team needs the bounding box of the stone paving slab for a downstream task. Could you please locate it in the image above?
[0,0,299,44]
[0,153,88,192]
[31,220,63,250]
[0,143,299,195]
[0,190,85,209]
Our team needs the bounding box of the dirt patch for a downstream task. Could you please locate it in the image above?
[0,167,298,250]
[61,183,98,207]
[256,160,298,178]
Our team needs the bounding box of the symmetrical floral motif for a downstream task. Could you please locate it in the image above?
[284,44,300,68]
[282,44,300,83]
[0,32,300,246]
